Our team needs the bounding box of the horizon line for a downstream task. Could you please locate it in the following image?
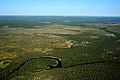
[0,14,120,17]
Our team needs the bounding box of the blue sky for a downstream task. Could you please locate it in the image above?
[0,0,120,16]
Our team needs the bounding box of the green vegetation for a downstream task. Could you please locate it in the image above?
[0,16,120,80]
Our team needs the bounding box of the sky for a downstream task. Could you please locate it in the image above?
[0,0,120,16]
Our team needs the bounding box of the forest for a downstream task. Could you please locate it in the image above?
[0,16,120,80]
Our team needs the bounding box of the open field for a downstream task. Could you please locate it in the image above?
[0,16,120,80]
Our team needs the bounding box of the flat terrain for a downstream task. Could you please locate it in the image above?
[0,16,120,80]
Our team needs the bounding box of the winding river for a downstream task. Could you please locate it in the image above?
[0,56,120,80]
[0,56,62,80]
